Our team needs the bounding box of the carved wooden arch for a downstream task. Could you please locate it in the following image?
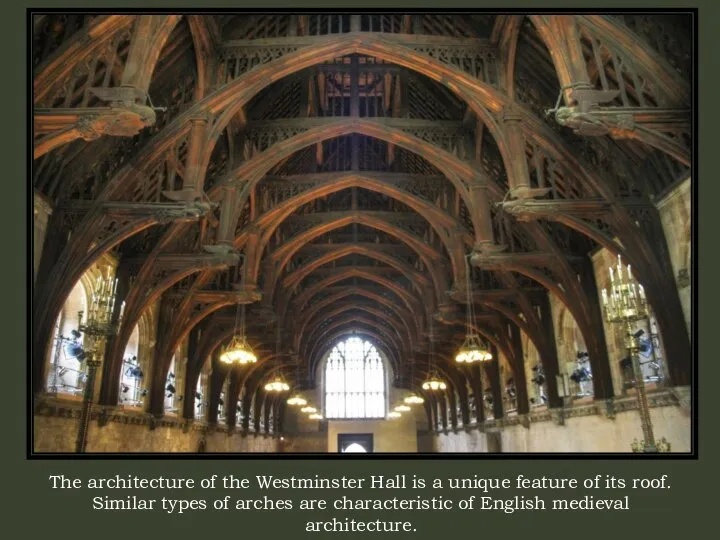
[186,16,220,101]
[286,267,424,325]
[100,221,194,383]
[201,33,513,183]
[266,210,444,273]
[527,15,688,105]
[304,315,405,366]
[281,244,433,295]
[237,172,468,289]
[144,300,241,414]
[307,320,403,377]
[493,15,524,99]
[264,217,444,309]
[45,22,648,354]
[293,287,419,350]
[101,264,205,405]
[219,118,484,239]
[33,215,159,394]
[122,15,184,94]
[34,15,138,104]
[300,303,413,360]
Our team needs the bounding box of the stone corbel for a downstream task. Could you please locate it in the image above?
[550,407,565,426]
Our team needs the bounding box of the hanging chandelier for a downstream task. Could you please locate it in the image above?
[220,260,257,365]
[301,405,317,414]
[387,411,402,419]
[265,324,289,392]
[455,335,493,363]
[219,333,257,365]
[394,404,411,412]
[287,394,307,406]
[421,316,446,392]
[422,378,447,391]
[264,378,290,392]
[455,254,492,364]
[403,358,424,405]
[308,413,323,420]
[286,355,306,405]
[265,379,290,392]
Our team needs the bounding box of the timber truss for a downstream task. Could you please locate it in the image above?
[33,13,692,433]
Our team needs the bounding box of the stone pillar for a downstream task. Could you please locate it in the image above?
[656,177,691,335]
[33,192,53,282]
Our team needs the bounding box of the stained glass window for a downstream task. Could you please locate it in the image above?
[325,337,386,419]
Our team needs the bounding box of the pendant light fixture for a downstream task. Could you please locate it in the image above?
[219,257,257,365]
[286,355,307,406]
[264,323,289,393]
[422,315,446,392]
[455,254,493,364]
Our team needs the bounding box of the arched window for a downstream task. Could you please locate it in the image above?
[119,325,143,407]
[47,278,88,396]
[324,337,385,419]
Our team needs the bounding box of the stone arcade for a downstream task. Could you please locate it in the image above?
[32,13,693,453]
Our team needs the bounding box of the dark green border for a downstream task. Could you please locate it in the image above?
[7,1,715,537]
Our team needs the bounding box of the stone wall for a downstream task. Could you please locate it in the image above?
[423,398,690,453]
[34,400,280,453]
[656,177,692,333]
[34,392,690,454]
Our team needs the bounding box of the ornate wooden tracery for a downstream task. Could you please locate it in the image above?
[33,13,692,432]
